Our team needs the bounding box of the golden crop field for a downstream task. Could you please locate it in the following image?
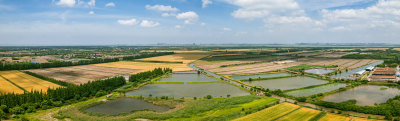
[136,53,209,64]
[140,50,210,53]
[0,77,24,94]
[233,102,300,121]
[0,70,61,93]
[93,61,194,74]
[318,113,381,121]
[276,107,321,121]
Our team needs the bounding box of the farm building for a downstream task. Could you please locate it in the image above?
[369,67,398,82]
[365,66,375,71]
[354,70,366,77]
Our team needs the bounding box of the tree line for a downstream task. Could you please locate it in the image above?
[0,52,174,71]
[0,77,126,118]
[0,67,172,119]
[129,67,172,83]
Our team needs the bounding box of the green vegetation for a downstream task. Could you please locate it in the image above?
[342,49,399,66]
[50,96,278,121]
[0,76,126,119]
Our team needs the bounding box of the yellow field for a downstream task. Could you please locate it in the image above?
[136,53,209,64]
[233,102,300,121]
[276,107,321,121]
[93,61,193,74]
[0,70,61,92]
[0,77,24,94]
[318,113,380,121]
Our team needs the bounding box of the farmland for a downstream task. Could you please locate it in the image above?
[195,57,379,75]
[27,65,139,85]
[234,102,300,121]
[95,53,209,74]
[0,70,61,93]
[233,103,379,121]
[0,77,24,94]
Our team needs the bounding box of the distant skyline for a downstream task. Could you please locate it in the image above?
[1,0,400,46]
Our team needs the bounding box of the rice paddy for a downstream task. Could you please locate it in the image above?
[0,76,24,94]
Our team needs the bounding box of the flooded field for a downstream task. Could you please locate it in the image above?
[230,73,292,80]
[322,85,400,106]
[174,71,198,74]
[86,97,170,115]
[126,83,249,98]
[243,76,328,91]
[159,73,217,82]
[285,83,347,97]
[305,69,334,75]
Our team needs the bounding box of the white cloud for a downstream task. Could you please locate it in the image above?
[321,0,400,29]
[56,0,76,7]
[202,0,212,8]
[223,27,232,31]
[105,2,115,7]
[118,19,138,26]
[176,11,199,24]
[87,0,95,7]
[88,11,94,15]
[162,13,176,17]
[145,5,179,12]
[140,20,160,27]
[175,25,183,29]
[224,0,301,19]
[200,22,206,26]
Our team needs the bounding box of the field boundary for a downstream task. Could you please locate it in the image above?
[0,75,27,92]
[272,106,302,121]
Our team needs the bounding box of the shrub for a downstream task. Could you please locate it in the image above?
[205,95,213,99]
[95,90,107,97]
[9,106,24,114]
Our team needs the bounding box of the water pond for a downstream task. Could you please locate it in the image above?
[86,97,170,115]
[305,69,334,75]
[322,85,400,106]
[174,71,198,74]
[243,76,328,91]
[230,73,292,80]
[285,83,347,97]
[126,83,250,98]
[159,73,218,82]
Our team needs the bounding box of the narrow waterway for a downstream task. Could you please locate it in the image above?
[188,63,385,119]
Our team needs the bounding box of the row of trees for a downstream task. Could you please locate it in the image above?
[129,68,172,82]
[0,76,126,117]
[0,52,174,71]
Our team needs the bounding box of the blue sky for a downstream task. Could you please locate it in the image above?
[0,0,400,46]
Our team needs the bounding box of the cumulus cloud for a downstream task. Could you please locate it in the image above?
[321,0,400,29]
[56,0,76,7]
[162,13,176,17]
[87,0,95,7]
[176,11,199,24]
[118,19,138,26]
[202,0,212,8]
[145,5,179,12]
[105,2,115,7]
[88,11,94,15]
[140,20,160,27]
[224,0,301,19]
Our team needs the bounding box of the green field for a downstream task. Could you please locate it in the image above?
[233,102,300,121]
[276,107,321,121]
